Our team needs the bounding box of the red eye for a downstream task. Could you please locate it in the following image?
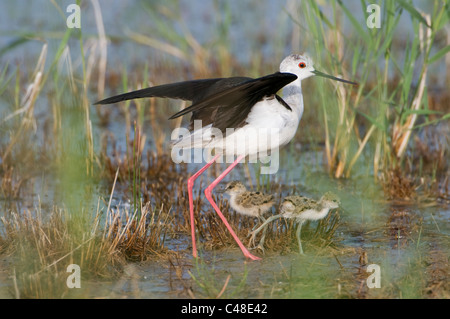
[299,62,306,68]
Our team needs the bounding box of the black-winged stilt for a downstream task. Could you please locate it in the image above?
[95,54,356,261]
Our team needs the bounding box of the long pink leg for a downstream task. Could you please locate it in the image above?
[188,153,221,258]
[204,154,261,261]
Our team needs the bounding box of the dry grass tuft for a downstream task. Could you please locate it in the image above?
[380,168,417,201]
[0,166,27,200]
[1,208,110,298]
[104,202,172,261]
[0,196,171,297]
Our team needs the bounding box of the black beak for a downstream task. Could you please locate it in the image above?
[312,70,358,86]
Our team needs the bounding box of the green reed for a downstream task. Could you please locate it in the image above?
[300,0,449,179]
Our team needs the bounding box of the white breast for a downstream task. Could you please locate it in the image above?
[212,96,302,157]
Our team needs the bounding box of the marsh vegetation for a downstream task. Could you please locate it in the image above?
[0,0,448,299]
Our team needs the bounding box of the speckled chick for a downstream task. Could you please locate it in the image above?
[280,192,340,221]
[222,181,275,218]
[250,192,340,254]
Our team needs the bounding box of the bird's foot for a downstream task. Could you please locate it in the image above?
[255,242,266,255]
[243,250,262,261]
[247,231,259,249]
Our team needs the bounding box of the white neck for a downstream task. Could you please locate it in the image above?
[283,78,304,120]
[317,207,331,220]
[315,199,334,219]
[229,193,241,205]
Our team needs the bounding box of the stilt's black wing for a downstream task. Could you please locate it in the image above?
[94,72,297,132]
[169,72,298,132]
[94,78,236,105]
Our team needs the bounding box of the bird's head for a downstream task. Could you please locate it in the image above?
[280,54,315,81]
[220,181,247,196]
[321,192,340,209]
[280,54,358,85]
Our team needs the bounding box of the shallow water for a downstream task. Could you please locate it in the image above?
[2,158,448,299]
